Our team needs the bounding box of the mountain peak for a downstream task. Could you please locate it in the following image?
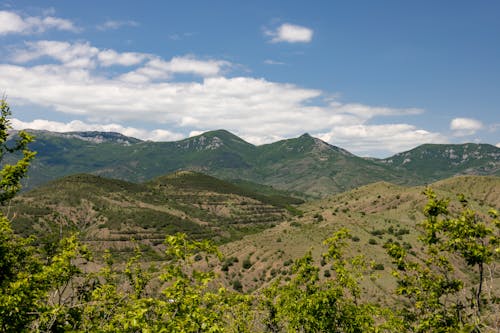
[177,129,255,151]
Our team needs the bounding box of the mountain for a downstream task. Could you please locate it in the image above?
[379,143,500,183]
[9,129,500,196]
[6,171,301,257]
[249,134,405,197]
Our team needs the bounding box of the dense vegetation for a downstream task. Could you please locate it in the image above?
[1,100,499,332]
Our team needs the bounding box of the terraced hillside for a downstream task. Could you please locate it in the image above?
[5,171,302,259]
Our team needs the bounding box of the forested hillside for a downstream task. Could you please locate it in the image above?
[9,129,500,197]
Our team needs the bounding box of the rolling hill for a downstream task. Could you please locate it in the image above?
[217,175,500,297]
[5,171,302,259]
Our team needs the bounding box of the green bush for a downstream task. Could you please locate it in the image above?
[242,257,252,269]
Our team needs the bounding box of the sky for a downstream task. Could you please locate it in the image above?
[0,1,499,157]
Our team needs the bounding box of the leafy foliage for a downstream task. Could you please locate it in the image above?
[260,229,396,332]
[387,189,499,332]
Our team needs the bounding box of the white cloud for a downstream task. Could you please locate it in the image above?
[11,118,184,141]
[118,56,230,83]
[11,41,226,75]
[317,124,447,156]
[264,59,286,65]
[97,49,147,67]
[1,39,443,157]
[167,56,229,76]
[12,41,99,68]
[328,102,424,120]
[266,23,313,43]
[0,10,79,35]
[97,20,139,31]
[450,117,483,136]
[168,32,196,41]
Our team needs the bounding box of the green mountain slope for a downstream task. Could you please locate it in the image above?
[10,129,500,196]
[250,134,405,196]
[379,143,500,183]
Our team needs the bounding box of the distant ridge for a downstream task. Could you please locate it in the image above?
[8,129,500,196]
[379,143,500,182]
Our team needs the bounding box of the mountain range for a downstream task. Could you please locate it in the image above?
[9,129,500,197]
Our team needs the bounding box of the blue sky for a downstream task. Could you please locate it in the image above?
[0,1,499,157]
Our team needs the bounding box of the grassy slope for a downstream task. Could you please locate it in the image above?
[216,175,500,302]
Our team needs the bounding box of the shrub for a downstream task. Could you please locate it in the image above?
[232,279,243,292]
[242,257,252,269]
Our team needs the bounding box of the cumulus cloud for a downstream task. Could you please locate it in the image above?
[450,117,483,136]
[96,20,139,31]
[496,143,500,148]
[118,56,230,83]
[317,124,447,156]
[0,10,79,35]
[265,23,313,43]
[2,39,442,156]
[10,118,184,141]
[12,41,99,68]
[11,41,227,75]
[97,49,147,67]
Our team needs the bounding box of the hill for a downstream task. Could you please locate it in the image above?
[5,171,301,259]
[216,175,500,297]
[6,172,499,297]
[8,129,500,196]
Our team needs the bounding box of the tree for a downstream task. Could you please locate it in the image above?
[0,99,35,203]
[0,98,40,331]
[0,99,90,332]
[387,188,499,332]
[261,228,395,332]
